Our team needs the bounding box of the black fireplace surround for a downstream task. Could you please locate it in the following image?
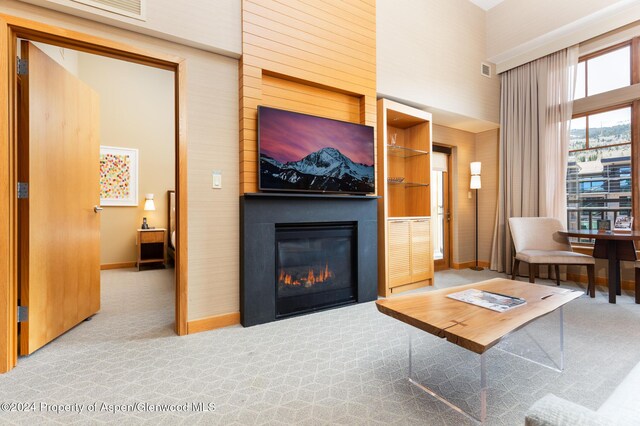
[241,193,378,327]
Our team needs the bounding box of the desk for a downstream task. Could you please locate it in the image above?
[376,278,581,423]
[559,230,640,304]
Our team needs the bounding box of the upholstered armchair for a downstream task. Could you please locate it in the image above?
[508,217,595,295]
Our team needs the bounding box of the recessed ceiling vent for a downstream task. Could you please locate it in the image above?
[72,0,145,20]
[481,62,492,78]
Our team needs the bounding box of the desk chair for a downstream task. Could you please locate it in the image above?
[509,217,595,296]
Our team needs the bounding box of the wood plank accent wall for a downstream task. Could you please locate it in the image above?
[240,0,377,194]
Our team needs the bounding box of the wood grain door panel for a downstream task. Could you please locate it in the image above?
[388,220,412,287]
[19,41,100,355]
[411,218,432,282]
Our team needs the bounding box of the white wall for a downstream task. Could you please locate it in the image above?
[487,0,640,72]
[377,0,500,130]
[17,0,242,57]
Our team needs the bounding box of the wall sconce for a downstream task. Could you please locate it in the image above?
[144,193,156,211]
[142,193,155,229]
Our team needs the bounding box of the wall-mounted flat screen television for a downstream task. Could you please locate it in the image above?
[258,106,375,194]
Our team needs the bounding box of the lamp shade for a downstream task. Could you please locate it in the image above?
[470,175,482,189]
[143,194,156,211]
[470,161,482,176]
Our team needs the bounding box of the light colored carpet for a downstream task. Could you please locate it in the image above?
[1,268,639,425]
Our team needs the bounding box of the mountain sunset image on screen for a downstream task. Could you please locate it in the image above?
[258,106,375,194]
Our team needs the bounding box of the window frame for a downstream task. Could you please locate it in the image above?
[569,103,633,153]
[568,37,640,235]
[576,41,632,99]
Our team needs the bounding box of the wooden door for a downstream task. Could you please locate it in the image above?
[18,41,101,355]
[410,218,432,282]
[388,220,412,287]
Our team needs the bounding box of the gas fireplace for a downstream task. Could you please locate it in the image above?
[240,193,377,327]
[276,224,356,317]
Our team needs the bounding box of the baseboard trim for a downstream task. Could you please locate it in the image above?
[452,261,490,270]
[567,273,635,291]
[187,312,240,334]
[100,262,137,270]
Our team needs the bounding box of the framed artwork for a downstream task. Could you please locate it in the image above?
[597,219,611,232]
[614,215,634,232]
[100,146,139,206]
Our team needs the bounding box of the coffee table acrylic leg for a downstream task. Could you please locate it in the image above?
[480,352,487,422]
[408,329,413,379]
[559,306,564,371]
[495,306,564,372]
[405,306,565,424]
[407,330,487,424]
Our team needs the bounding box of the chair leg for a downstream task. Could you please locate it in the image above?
[512,258,520,280]
[635,267,640,304]
[528,263,537,283]
[587,264,595,298]
[554,265,560,286]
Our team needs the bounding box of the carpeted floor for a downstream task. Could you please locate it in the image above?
[1,268,639,425]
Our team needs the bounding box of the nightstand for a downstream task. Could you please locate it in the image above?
[136,228,166,271]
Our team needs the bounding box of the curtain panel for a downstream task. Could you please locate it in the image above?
[491,47,579,273]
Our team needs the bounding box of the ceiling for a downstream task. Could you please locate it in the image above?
[468,0,505,10]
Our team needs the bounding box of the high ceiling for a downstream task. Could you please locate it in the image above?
[468,0,505,10]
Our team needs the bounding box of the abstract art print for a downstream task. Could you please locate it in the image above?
[100,146,139,206]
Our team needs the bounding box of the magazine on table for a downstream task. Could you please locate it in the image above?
[447,289,526,312]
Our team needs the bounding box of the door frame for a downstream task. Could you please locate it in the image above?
[433,145,452,271]
[0,14,189,373]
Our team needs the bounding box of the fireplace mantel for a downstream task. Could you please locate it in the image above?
[243,192,381,200]
[240,194,378,327]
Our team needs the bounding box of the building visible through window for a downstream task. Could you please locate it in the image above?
[567,107,632,241]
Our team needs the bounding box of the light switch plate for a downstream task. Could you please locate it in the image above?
[212,170,222,189]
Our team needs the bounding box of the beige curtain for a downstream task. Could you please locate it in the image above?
[540,48,579,226]
[491,46,579,273]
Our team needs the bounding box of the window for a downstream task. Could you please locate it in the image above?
[567,39,639,240]
[574,45,631,99]
[567,106,632,237]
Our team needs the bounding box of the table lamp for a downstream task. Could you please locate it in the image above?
[141,193,155,229]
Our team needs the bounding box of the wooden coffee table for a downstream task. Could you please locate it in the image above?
[376,278,582,423]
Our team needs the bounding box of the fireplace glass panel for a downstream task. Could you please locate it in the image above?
[276,224,356,317]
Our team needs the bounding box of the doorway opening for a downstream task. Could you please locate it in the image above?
[432,145,452,271]
[1,15,189,372]
[16,40,177,356]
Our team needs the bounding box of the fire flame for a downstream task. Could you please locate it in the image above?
[279,262,333,287]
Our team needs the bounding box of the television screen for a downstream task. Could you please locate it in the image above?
[258,106,375,194]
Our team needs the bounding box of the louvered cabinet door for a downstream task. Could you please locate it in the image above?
[410,218,433,282]
[388,220,412,288]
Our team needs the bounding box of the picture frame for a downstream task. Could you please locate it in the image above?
[613,215,634,232]
[100,146,139,206]
[597,219,611,232]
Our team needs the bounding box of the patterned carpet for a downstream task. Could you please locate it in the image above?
[1,267,639,425]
